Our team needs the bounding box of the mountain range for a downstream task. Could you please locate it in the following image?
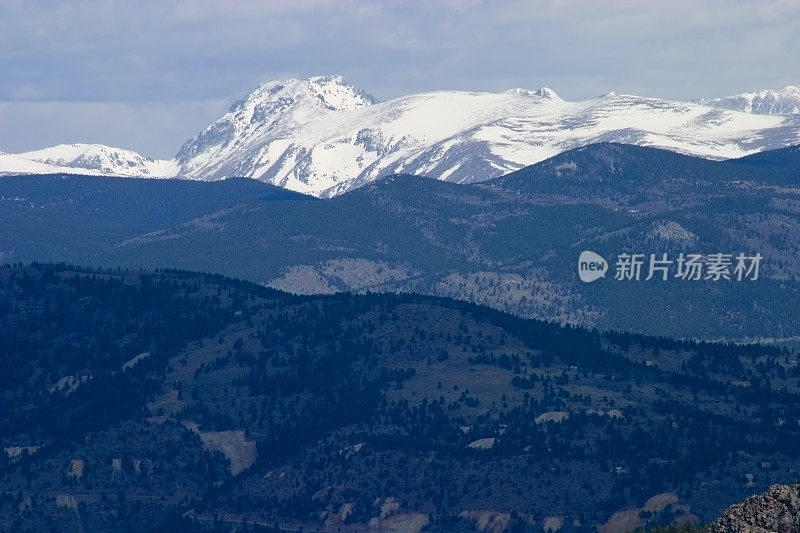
[2,76,799,197]
[3,142,800,341]
[3,76,800,533]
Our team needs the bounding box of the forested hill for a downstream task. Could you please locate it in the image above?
[4,143,800,341]
[1,264,799,532]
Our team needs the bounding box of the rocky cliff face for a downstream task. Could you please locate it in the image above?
[710,483,800,533]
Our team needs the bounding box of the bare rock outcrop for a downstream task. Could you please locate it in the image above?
[710,483,800,533]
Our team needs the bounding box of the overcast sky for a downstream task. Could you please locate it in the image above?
[1,0,799,158]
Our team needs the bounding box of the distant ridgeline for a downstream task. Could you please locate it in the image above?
[4,76,799,197]
[2,142,800,340]
[1,263,799,531]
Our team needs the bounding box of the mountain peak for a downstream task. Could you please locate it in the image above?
[534,86,561,100]
[506,86,563,101]
[176,75,376,167]
[243,75,376,113]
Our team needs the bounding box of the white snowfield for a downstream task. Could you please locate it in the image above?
[1,144,178,178]
[3,75,800,197]
[0,150,106,176]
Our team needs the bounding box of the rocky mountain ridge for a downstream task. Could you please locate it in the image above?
[3,76,799,197]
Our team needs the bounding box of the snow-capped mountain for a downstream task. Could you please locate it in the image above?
[3,76,800,197]
[176,75,375,184]
[175,76,800,196]
[0,150,106,176]
[6,144,178,178]
[698,86,800,115]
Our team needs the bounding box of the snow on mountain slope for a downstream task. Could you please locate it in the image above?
[0,151,108,176]
[176,75,375,183]
[4,77,800,195]
[698,86,800,115]
[6,144,178,178]
[177,76,800,197]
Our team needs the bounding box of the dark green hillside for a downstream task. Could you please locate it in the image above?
[494,143,800,193]
[493,143,727,201]
[2,144,799,340]
[0,174,310,226]
[0,175,312,263]
[726,144,800,185]
[2,264,799,531]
